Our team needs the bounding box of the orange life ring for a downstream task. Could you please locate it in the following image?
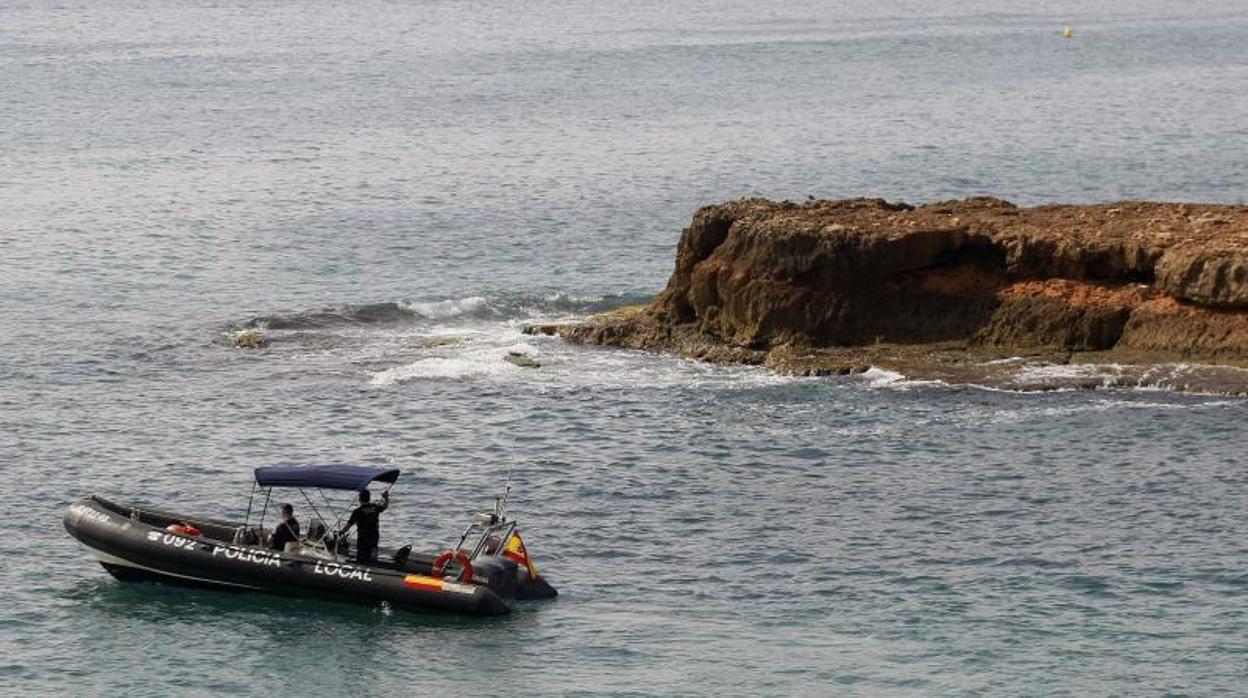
[431,549,474,584]
[165,523,201,537]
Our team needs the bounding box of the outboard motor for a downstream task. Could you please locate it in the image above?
[468,556,519,599]
[516,564,558,600]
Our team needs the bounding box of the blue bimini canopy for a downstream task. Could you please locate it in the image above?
[253,465,401,491]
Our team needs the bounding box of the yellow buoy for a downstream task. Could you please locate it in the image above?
[1063,26,1074,38]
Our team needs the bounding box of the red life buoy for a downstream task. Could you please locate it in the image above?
[166,523,201,537]
[431,549,474,585]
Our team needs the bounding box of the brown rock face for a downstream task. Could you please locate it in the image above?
[534,197,1248,392]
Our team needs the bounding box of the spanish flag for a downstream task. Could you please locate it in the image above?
[503,531,539,579]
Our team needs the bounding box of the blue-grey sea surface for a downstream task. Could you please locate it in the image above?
[3,0,1247,695]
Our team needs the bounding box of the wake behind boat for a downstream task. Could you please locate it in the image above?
[63,465,556,616]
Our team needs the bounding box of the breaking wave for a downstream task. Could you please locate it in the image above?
[397,297,488,320]
[239,292,651,330]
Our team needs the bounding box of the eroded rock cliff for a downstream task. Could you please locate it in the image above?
[530,197,1248,392]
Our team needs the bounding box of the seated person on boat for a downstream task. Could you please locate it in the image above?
[267,503,300,551]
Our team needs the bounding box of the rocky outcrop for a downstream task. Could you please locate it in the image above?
[529,197,1248,392]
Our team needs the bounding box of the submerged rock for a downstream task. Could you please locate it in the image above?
[503,351,541,368]
[230,328,268,349]
[416,336,467,349]
[544,197,1248,393]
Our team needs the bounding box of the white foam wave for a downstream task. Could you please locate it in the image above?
[861,367,906,387]
[366,320,801,391]
[1012,363,1124,384]
[972,396,1241,425]
[369,358,508,384]
[542,292,605,304]
[398,296,488,320]
[369,341,540,385]
[857,366,946,390]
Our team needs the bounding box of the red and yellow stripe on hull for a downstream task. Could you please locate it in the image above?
[403,574,445,591]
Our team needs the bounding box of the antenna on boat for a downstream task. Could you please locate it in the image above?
[495,449,515,523]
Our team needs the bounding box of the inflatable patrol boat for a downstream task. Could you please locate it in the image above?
[63,465,555,616]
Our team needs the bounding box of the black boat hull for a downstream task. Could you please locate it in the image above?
[64,497,511,616]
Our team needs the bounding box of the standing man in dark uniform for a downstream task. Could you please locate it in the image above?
[338,488,388,564]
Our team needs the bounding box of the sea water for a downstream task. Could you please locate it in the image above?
[2,1,1247,694]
